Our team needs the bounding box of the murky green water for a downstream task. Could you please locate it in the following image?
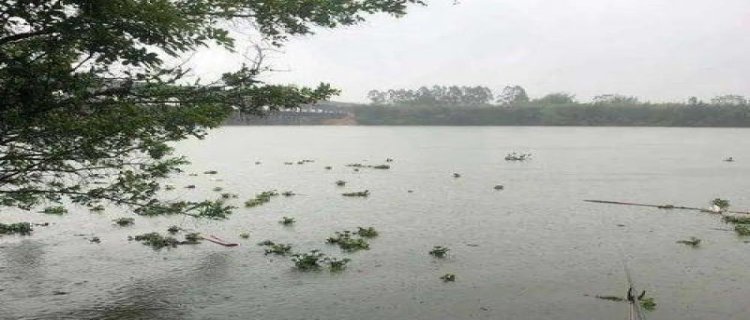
[3,126,750,320]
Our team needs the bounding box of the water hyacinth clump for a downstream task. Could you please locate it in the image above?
[167,225,181,234]
[221,193,238,199]
[239,233,250,239]
[505,152,532,161]
[42,206,67,215]
[184,232,202,244]
[336,180,346,187]
[440,273,456,282]
[429,246,450,258]
[113,217,135,227]
[356,227,379,238]
[292,250,326,271]
[0,222,33,235]
[203,170,218,175]
[282,191,296,197]
[279,217,295,226]
[132,232,181,249]
[259,241,292,256]
[325,166,333,170]
[325,257,351,272]
[711,198,730,211]
[494,185,504,190]
[327,231,370,252]
[245,190,279,208]
[342,190,370,197]
[676,237,701,247]
[212,187,223,192]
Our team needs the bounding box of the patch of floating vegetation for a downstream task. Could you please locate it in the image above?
[453,173,461,178]
[356,227,379,238]
[239,233,250,239]
[335,180,346,187]
[220,193,238,199]
[258,240,292,255]
[677,237,701,247]
[327,231,370,252]
[113,217,135,227]
[284,162,294,165]
[185,185,196,189]
[282,191,295,197]
[244,190,279,208]
[279,217,295,226]
[386,158,394,162]
[131,232,201,249]
[325,166,332,170]
[188,173,199,177]
[505,152,532,161]
[41,206,67,215]
[494,185,504,190]
[291,250,350,272]
[0,222,33,235]
[657,204,675,209]
[212,187,223,192]
[164,185,175,191]
[346,163,390,170]
[90,205,105,213]
[723,215,750,224]
[735,224,750,236]
[342,190,369,197]
[167,225,181,234]
[89,236,101,243]
[255,161,262,165]
[429,246,450,258]
[595,295,624,302]
[440,273,456,282]
[594,294,656,311]
[203,170,218,175]
[711,198,730,211]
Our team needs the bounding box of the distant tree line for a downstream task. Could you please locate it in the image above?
[357,85,750,126]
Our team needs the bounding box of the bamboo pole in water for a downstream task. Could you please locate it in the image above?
[583,200,750,215]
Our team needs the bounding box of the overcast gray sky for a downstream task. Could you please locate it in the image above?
[190,0,750,103]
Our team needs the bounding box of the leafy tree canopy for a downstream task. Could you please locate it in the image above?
[0,0,423,218]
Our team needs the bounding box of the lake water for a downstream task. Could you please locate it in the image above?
[3,126,750,320]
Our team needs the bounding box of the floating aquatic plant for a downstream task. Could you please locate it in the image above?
[595,295,625,302]
[342,190,369,197]
[723,215,750,224]
[244,190,279,208]
[0,222,33,235]
[167,225,181,234]
[89,236,101,243]
[90,205,105,213]
[282,191,296,197]
[336,180,346,187]
[505,152,532,161]
[212,187,223,192]
[183,232,202,244]
[204,170,218,175]
[494,185,504,190]
[657,204,675,209]
[133,232,181,249]
[255,161,262,165]
[292,250,326,271]
[284,162,294,165]
[239,233,250,239]
[640,296,656,311]
[220,193,238,199]
[327,231,370,252]
[42,206,67,215]
[185,185,196,189]
[346,163,390,170]
[372,165,390,169]
[113,217,135,227]
[164,185,176,191]
[453,173,461,178]
[258,239,275,246]
[279,217,296,225]
[440,273,456,282]
[386,158,394,162]
[356,227,379,238]
[325,257,351,272]
[676,237,701,247]
[325,166,332,170]
[429,246,450,258]
[735,224,750,236]
[711,198,730,211]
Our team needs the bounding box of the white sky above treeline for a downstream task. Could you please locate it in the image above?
[189,0,750,103]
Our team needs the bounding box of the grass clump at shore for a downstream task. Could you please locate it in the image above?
[342,190,369,197]
[244,190,279,208]
[113,217,135,227]
[429,246,450,258]
[0,222,33,235]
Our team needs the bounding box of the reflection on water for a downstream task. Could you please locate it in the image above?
[2,126,750,320]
